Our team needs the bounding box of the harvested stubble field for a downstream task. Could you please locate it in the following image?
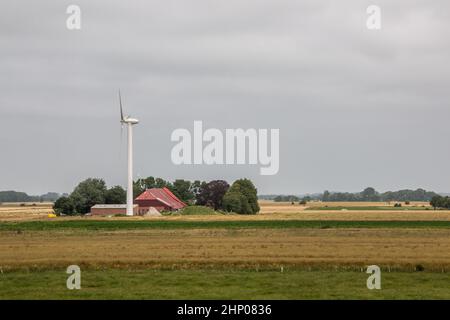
[0,203,54,221]
[1,228,449,271]
[1,226,449,299]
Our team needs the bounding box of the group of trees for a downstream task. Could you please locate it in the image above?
[322,187,381,202]
[322,188,439,202]
[133,177,203,204]
[430,195,450,209]
[273,195,300,202]
[135,176,259,214]
[54,179,126,215]
[54,176,259,215]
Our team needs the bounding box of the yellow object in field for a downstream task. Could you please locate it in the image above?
[48,213,57,218]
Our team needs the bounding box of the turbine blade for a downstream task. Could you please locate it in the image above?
[119,90,124,121]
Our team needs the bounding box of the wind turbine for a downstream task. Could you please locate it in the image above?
[119,91,139,216]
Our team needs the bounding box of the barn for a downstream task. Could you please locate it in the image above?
[89,187,186,216]
[90,204,139,216]
[134,187,186,214]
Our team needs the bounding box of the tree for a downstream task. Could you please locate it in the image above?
[361,187,380,201]
[155,177,170,188]
[430,195,450,209]
[133,176,172,198]
[222,190,252,214]
[233,179,259,213]
[53,196,75,215]
[190,180,204,200]
[171,179,194,203]
[222,191,243,213]
[70,178,107,214]
[133,180,145,198]
[222,179,259,214]
[143,176,156,189]
[105,186,126,204]
[196,180,229,210]
[430,196,441,209]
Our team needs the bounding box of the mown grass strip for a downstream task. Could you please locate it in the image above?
[1,268,450,299]
[0,220,449,231]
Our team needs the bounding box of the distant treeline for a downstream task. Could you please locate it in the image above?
[266,187,440,202]
[0,191,64,203]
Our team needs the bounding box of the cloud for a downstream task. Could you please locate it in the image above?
[1,0,449,194]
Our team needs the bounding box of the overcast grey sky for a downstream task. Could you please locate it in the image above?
[1,0,449,195]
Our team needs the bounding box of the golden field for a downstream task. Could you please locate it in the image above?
[1,228,449,271]
[259,200,430,211]
[0,203,54,221]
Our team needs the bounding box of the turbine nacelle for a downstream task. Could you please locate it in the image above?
[121,117,139,125]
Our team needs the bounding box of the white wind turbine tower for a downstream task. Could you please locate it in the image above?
[119,91,139,216]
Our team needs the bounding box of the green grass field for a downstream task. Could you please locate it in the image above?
[174,205,220,215]
[1,219,449,231]
[1,268,449,299]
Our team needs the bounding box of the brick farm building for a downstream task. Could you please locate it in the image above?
[90,204,139,216]
[90,187,186,216]
[134,187,186,214]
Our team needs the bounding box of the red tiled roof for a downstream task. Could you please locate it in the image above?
[135,187,186,209]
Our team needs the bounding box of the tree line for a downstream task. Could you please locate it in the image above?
[322,187,439,202]
[0,191,64,203]
[270,187,440,202]
[54,176,259,215]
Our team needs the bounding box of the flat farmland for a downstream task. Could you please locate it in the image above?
[0,203,53,221]
[1,200,449,299]
[2,201,450,222]
[257,201,450,221]
[1,228,449,270]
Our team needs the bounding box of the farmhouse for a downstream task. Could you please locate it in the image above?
[134,187,186,214]
[89,187,186,216]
